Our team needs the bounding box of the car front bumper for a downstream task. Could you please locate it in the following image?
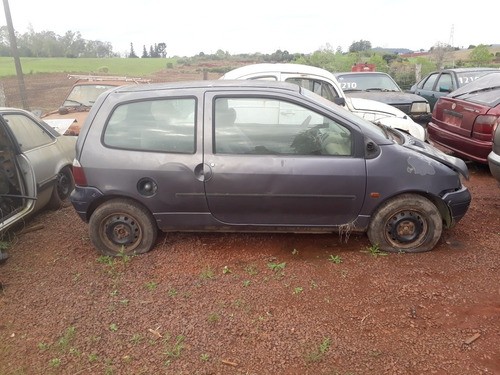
[428,121,491,164]
[442,185,471,227]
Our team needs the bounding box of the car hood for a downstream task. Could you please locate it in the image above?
[346,97,426,141]
[346,91,427,104]
[403,137,469,179]
[347,97,407,116]
[42,109,89,136]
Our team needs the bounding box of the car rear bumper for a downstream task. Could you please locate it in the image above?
[442,185,471,227]
[428,121,491,164]
[488,150,500,183]
[70,186,104,222]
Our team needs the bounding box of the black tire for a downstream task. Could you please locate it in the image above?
[89,198,158,256]
[47,166,75,210]
[367,194,442,253]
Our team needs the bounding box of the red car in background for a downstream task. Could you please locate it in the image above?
[428,72,500,164]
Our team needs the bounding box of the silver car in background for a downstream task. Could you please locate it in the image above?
[1,108,75,233]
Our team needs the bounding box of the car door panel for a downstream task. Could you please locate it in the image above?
[202,91,366,227]
[0,122,37,231]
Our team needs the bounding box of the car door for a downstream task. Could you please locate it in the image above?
[414,72,441,110]
[0,117,37,232]
[202,91,366,226]
[2,112,60,197]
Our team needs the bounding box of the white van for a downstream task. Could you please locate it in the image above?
[221,63,426,141]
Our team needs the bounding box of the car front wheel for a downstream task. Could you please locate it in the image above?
[367,194,442,253]
[89,199,158,256]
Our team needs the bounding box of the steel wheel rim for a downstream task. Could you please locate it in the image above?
[101,213,142,251]
[57,172,71,198]
[385,210,427,249]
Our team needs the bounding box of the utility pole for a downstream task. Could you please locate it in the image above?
[2,0,29,109]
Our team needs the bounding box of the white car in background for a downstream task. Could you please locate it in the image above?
[221,63,426,141]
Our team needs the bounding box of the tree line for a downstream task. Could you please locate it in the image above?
[0,26,167,59]
[1,26,496,72]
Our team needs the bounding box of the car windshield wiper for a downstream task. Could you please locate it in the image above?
[64,99,88,107]
[343,89,364,92]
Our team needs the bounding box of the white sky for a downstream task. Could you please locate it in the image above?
[1,0,498,57]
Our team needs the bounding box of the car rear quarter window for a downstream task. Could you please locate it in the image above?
[103,98,196,154]
[3,113,53,152]
[214,97,352,156]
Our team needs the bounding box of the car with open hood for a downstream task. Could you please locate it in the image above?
[220,63,426,141]
[70,80,470,257]
[42,75,150,136]
[1,107,75,233]
[334,71,431,124]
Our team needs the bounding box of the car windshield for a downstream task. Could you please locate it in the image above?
[337,73,400,92]
[455,70,499,87]
[63,84,117,107]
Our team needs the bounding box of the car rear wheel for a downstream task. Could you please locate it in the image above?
[367,194,442,253]
[89,199,158,256]
[47,166,75,210]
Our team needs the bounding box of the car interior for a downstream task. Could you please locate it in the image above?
[0,122,25,223]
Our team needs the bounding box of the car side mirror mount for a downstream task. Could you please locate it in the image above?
[439,86,451,93]
[334,97,346,106]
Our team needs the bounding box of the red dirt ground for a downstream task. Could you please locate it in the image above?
[0,71,499,374]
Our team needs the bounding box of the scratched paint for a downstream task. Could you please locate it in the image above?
[407,155,435,176]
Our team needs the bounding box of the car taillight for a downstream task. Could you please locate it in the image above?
[472,115,498,141]
[72,159,87,186]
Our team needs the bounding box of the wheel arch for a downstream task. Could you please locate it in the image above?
[369,191,448,226]
[86,194,157,227]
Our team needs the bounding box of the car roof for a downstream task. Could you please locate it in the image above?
[221,63,336,79]
[334,72,390,76]
[434,67,499,74]
[109,79,303,94]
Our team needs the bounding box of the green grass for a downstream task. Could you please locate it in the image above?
[0,57,178,77]
[305,337,331,363]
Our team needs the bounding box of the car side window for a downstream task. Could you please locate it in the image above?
[422,73,438,90]
[2,114,53,152]
[436,73,453,92]
[214,97,352,156]
[103,98,196,153]
[285,78,340,102]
